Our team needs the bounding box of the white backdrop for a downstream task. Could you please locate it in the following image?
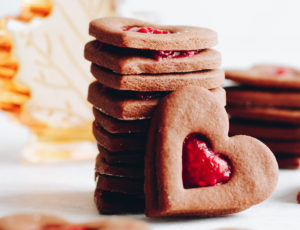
[118,0,300,68]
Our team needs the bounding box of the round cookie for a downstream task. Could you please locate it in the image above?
[89,17,218,50]
[84,40,221,75]
[226,65,300,89]
[229,119,300,140]
[226,86,300,108]
[91,64,225,92]
[227,106,300,125]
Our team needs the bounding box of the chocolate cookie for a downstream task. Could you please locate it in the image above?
[91,64,225,92]
[145,86,278,217]
[227,106,300,125]
[94,190,144,214]
[229,119,300,140]
[297,191,300,203]
[263,140,300,154]
[84,40,221,74]
[93,122,146,152]
[88,82,226,120]
[95,154,144,178]
[98,145,144,165]
[226,86,300,108]
[275,155,300,169]
[96,174,143,195]
[93,107,150,134]
[226,65,300,89]
[89,17,218,50]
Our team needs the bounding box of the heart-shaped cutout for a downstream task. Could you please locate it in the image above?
[182,133,231,188]
[145,86,278,217]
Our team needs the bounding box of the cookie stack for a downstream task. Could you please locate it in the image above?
[226,65,300,169]
[85,17,225,214]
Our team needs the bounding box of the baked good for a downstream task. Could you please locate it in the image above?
[84,40,221,74]
[89,17,218,50]
[91,64,224,92]
[88,81,226,120]
[229,119,300,140]
[145,86,278,217]
[226,65,300,89]
[226,86,300,108]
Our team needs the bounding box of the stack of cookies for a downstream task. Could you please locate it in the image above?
[226,65,300,169]
[85,17,225,214]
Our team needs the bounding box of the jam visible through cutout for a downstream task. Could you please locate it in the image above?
[124,26,170,34]
[97,41,202,61]
[182,133,231,188]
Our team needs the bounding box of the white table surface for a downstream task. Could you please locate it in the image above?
[0,113,300,230]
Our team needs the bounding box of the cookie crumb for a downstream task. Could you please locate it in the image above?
[297,191,300,203]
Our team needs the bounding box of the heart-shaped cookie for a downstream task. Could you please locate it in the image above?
[145,86,278,217]
[89,17,217,50]
[0,214,149,230]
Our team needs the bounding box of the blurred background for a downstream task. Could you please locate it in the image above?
[0,0,299,162]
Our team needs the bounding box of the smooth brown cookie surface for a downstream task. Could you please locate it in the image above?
[88,82,226,120]
[226,86,300,108]
[84,40,221,74]
[227,106,300,124]
[91,64,224,91]
[145,86,278,217]
[226,65,300,89]
[89,17,218,50]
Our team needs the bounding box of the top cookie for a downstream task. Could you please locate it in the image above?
[226,65,300,89]
[89,17,218,50]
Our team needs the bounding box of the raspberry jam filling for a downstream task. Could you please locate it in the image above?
[182,133,231,188]
[275,67,293,76]
[124,26,170,34]
[152,50,202,61]
[43,225,96,230]
[97,41,202,61]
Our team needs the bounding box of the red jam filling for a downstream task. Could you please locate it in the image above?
[275,67,292,76]
[125,26,170,34]
[152,50,202,61]
[182,134,231,188]
[43,225,96,230]
[97,41,202,61]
